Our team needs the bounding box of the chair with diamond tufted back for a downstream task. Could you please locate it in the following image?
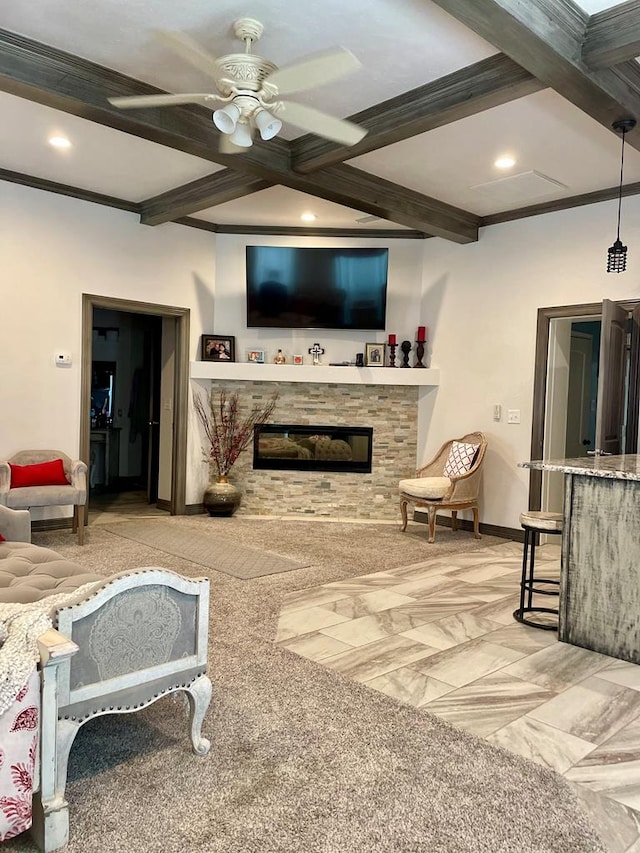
[398,432,487,543]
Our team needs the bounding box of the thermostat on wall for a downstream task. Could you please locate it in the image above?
[55,351,72,365]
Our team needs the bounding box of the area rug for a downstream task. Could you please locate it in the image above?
[103,520,311,578]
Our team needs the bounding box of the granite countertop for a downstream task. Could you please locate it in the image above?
[520,455,640,480]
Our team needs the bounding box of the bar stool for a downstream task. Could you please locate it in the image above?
[513,510,562,631]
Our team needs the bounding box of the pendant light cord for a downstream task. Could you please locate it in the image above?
[616,128,627,241]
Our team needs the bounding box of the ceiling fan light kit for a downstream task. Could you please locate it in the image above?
[229,120,253,148]
[212,102,241,134]
[254,108,282,141]
[107,17,367,152]
[607,118,636,274]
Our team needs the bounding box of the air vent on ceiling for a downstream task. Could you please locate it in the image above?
[469,170,568,205]
[355,214,382,224]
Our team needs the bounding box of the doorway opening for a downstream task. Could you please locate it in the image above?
[531,299,640,513]
[80,294,190,520]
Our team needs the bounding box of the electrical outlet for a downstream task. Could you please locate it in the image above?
[507,409,521,424]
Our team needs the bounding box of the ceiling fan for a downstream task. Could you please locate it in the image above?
[108,18,368,154]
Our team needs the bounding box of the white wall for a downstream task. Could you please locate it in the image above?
[1,182,216,513]
[419,195,640,530]
[5,181,640,530]
[213,234,425,363]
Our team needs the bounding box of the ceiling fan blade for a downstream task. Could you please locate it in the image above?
[263,47,361,97]
[218,134,244,155]
[109,93,218,109]
[279,101,367,147]
[154,29,219,78]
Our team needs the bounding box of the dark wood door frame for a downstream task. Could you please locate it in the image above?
[81,294,190,514]
[530,298,640,511]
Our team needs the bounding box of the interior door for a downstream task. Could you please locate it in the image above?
[594,299,628,455]
[625,305,640,453]
[146,321,162,504]
[565,332,593,458]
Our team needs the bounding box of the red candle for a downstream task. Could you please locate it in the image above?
[388,333,397,345]
[417,326,426,342]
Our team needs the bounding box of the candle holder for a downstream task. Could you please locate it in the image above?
[414,339,426,368]
[388,342,398,367]
[400,340,412,368]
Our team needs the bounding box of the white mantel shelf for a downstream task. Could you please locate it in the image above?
[190,361,439,386]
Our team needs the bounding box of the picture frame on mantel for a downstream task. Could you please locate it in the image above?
[201,334,235,362]
[246,349,265,364]
[364,343,385,367]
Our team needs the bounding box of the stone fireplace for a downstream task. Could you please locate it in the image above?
[198,378,420,520]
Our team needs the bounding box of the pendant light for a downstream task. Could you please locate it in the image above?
[607,118,636,273]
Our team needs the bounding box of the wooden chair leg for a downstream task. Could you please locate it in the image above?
[451,510,458,531]
[472,506,481,539]
[75,505,86,545]
[399,498,409,532]
[427,506,437,543]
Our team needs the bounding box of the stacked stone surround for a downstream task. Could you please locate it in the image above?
[207,380,418,520]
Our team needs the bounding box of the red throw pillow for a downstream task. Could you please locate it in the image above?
[0,533,5,542]
[9,459,69,488]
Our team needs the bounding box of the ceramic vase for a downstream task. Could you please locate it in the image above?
[203,475,242,516]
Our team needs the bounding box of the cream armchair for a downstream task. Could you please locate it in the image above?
[399,432,487,543]
[0,450,87,544]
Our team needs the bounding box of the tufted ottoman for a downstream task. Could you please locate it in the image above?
[0,541,103,604]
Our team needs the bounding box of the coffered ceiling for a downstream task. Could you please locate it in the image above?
[1,0,640,241]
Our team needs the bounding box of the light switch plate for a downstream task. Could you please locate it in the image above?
[507,409,521,424]
[493,404,502,421]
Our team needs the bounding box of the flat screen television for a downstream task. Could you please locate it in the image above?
[246,246,389,330]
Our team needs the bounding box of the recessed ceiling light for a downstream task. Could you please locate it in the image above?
[300,212,316,222]
[48,135,72,149]
[494,155,516,169]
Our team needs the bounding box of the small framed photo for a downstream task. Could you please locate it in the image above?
[201,335,235,362]
[246,349,265,364]
[364,342,386,366]
[293,354,304,366]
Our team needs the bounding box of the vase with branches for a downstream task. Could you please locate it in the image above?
[193,388,278,515]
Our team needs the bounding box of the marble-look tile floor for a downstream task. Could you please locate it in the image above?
[276,540,640,853]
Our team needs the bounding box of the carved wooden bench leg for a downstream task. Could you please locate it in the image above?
[31,631,79,853]
[184,675,212,756]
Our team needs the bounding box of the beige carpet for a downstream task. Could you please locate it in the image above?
[103,520,311,578]
[4,517,605,853]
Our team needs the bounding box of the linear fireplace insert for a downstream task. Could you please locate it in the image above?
[253,424,373,473]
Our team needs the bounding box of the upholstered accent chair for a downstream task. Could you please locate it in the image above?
[0,504,212,851]
[399,432,487,543]
[0,450,88,544]
[35,569,211,852]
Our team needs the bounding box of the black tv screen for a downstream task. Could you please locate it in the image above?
[246,246,389,330]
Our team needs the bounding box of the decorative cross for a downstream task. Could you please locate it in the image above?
[308,342,325,365]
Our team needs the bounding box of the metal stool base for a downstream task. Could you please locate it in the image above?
[513,606,558,631]
[514,523,561,632]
